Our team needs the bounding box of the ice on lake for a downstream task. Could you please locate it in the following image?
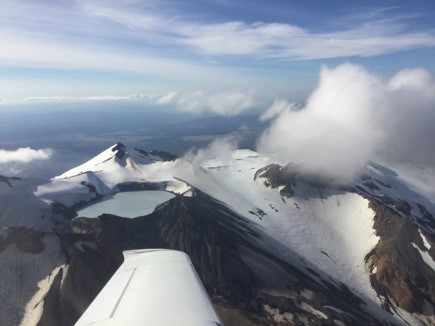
[77,191,174,218]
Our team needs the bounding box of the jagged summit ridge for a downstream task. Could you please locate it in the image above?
[55,143,152,179]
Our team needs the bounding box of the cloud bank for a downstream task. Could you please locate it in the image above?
[157,89,256,116]
[257,63,435,180]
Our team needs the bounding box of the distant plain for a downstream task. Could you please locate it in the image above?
[0,102,264,178]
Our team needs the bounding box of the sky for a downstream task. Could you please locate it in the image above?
[1,0,435,180]
[1,0,435,104]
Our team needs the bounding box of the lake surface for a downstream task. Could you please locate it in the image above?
[76,190,174,218]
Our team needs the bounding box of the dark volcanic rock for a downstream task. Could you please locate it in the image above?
[0,175,12,187]
[255,164,294,197]
[111,142,127,159]
[116,181,167,192]
[0,227,45,254]
[71,217,99,234]
[366,200,435,313]
[36,233,119,326]
[51,202,77,221]
[44,190,393,326]
[151,192,256,303]
[37,268,64,326]
[254,163,349,198]
[150,150,177,161]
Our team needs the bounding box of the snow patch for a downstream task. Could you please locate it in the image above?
[165,180,191,195]
[419,230,432,251]
[300,302,328,320]
[21,264,66,326]
[0,235,65,326]
[264,304,294,324]
[412,243,435,271]
[300,289,315,301]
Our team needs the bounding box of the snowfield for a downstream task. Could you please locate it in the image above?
[0,233,65,326]
[171,149,384,317]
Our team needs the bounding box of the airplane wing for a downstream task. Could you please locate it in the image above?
[75,249,222,326]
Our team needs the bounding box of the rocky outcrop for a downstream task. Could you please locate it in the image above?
[116,181,168,192]
[149,150,177,161]
[152,192,256,303]
[254,164,293,197]
[36,233,118,326]
[134,147,177,162]
[254,163,349,198]
[0,227,45,254]
[111,142,127,160]
[365,200,435,314]
[0,175,12,187]
[256,162,435,318]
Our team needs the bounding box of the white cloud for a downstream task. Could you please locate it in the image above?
[156,92,178,105]
[0,148,54,177]
[155,89,257,116]
[2,1,435,103]
[184,136,238,168]
[177,89,256,116]
[7,1,433,67]
[259,98,298,122]
[0,33,239,85]
[383,68,435,165]
[80,2,435,60]
[257,63,435,181]
[0,148,53,164]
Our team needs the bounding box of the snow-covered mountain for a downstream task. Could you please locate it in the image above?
[1,143,434,325]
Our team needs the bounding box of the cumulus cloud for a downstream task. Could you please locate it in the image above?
[0,148,54,177]
[257,63,435,180]
[176,136,241,194]
[259,98,298,122]
[157,89,257,116]
[0,148,54,164]
[184,136,238,168]
[156,91,178,105]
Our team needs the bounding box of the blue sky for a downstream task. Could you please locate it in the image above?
[1,0,435,105]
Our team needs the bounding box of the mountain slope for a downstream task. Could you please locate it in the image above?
[1,143,435,325]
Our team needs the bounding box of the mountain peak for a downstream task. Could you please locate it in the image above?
[54,143,137,180]
[111,143,127,159]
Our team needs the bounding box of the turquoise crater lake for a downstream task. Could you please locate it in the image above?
[76,191,174,218]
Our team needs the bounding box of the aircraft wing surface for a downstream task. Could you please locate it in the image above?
[75,249,222,326]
